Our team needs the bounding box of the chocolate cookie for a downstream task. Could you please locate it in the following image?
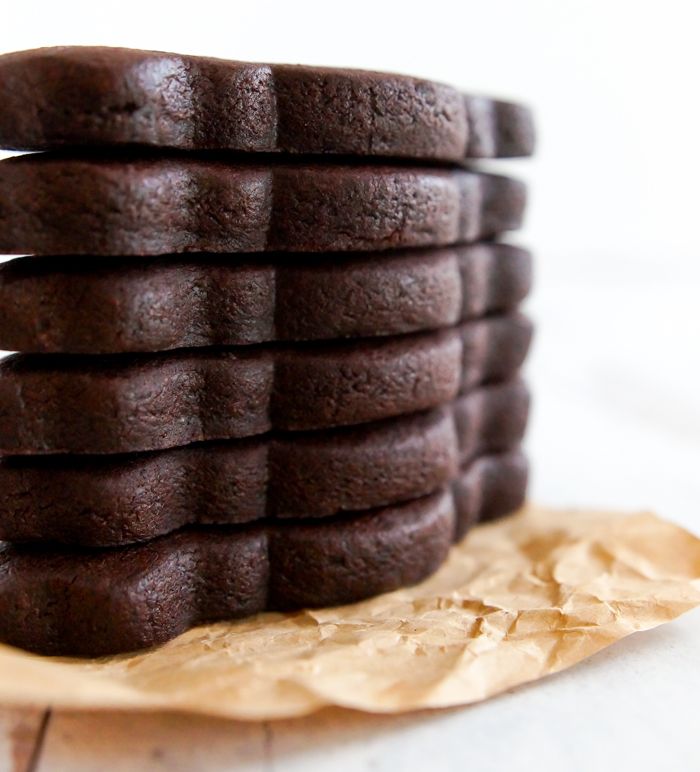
[0,243,532,354]
[0,313,532,455]
[0,47,534,160]
[0,379,528,546]
[0,155,526,256]
[0,449,527,657]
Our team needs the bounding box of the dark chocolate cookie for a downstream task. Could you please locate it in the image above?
[0,379,528,546]
[0,47,534,159]
[0,449,527,657]
[0,243,532,354]
[0,313,532,455]
[0,155,526,256]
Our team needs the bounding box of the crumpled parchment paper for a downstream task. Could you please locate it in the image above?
[0,504,698,720]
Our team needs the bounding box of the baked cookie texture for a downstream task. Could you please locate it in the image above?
[0,313,532,455]
[0,47,534,159]
[0,156,525,255]
[0,379,528,546]
[0,48,535,657]
[0,449,527,657]
[0,243,532,353]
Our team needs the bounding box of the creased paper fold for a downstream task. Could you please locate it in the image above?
[0,505,698,720]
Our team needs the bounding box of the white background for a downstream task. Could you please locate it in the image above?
[1,1,699,769]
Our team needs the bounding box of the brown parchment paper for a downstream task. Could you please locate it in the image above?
[0,504,698,720]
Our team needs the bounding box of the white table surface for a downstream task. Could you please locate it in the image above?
[1,255,698,771]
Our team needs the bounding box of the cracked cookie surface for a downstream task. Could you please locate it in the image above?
[0,156,526,255]
[0,243,532,354]
[0,47,534,160]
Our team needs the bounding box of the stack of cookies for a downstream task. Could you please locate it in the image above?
[0,47,534,657]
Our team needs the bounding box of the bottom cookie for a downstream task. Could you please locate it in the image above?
[0,450,527,658]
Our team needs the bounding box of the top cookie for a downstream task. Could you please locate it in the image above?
[0,47,535,159]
